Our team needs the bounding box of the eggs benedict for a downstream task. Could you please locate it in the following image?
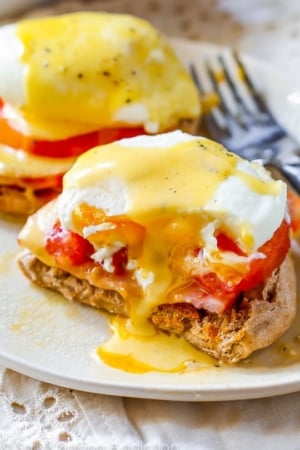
[0,12,200,215]
[17,131,296,365]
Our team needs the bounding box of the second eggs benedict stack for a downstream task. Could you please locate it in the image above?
[0,12,200,214]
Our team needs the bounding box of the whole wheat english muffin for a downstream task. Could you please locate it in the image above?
[18,251,296,364]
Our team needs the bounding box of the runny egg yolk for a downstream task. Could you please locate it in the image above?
[18,132,287,373]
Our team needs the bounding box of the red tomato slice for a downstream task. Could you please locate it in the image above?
[45,222,94,266]
[170,220,290,313]
[112,247,129,276]
[237,219,290,292]
[30,126,145,158]
[44,224,141,296]
[216,232,246,256]
[167,281,236,313]
[45,218,140,276]
[0,100,145,158]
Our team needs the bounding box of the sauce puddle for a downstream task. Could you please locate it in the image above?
[98,316,215,373]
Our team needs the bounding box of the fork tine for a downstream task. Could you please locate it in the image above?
[206,59,248,130]
[205,61,231,114]
[233,52,274,116]
[202,110,231,141]
[189,62,231,135]
[188,53,300,192]
[189,63,205,95]
[218,54,252,116]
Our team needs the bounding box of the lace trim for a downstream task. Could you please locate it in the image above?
[0,370,144,449]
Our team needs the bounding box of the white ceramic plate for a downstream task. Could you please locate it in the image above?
[1,40,300,402]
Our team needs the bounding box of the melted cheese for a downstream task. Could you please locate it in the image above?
[18,131,287,373]
[0,12,200,140]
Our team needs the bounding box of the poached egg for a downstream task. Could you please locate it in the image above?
[0,12,200,214]
[0,12,200,141]
[59,130,286,253]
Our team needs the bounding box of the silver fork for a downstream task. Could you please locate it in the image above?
[189,52,300,194]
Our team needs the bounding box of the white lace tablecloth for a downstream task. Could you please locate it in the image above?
[2,366,300,450]
[2,1,300,448]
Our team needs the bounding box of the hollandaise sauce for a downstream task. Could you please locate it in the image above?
[15,12,200,139]
[18,132,287,373]
[0,145,75,178]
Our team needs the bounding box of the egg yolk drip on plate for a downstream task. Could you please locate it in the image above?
[18,131,289,372]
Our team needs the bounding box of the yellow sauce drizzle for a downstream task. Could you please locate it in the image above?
[0,145,75,177]
[98,316,215,373]
[16,12,200,139]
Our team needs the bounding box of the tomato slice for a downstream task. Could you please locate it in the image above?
[169,220,290,313]
[45,222,94,266]
[28,126,145,158]
[0,100,145,159]
[167,281,236,313]
[112,247,129,276]
[216,232,246,256]
[45,221,132,278]
[238,220,290,290]
[44,222,141,298]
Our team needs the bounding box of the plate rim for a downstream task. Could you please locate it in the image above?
[1,38,300,402]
